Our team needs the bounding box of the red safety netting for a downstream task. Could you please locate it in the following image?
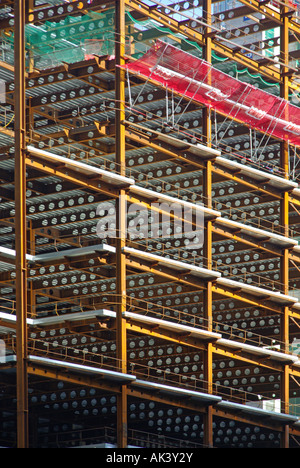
[122,40,300,146]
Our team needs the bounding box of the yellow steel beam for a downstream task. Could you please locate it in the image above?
[128,385,298,434]
[26,364,124,394]
[24,351,300,438]
[124,253,287,313]
[125,319,286,372]
[211,225,284,257]
[124,127,287,200]
[25,155,120,197]
[23,362,299,436]
[211,282,282,313]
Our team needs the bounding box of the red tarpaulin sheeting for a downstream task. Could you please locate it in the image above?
[122,40,300,146]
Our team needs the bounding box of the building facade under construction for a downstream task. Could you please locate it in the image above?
[1,0,300,448]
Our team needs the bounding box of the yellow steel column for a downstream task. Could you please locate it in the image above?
[27,0,34,73]
[27,221,36,318]
[115,0,128,448]
[202,0,213,449]
[279,3,290,449]
[14,0,29,448]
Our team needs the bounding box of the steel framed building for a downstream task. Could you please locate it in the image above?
[1,0,300,448]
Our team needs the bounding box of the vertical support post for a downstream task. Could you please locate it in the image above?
[202,0,213,449]
[280,194,290,448]
[27,0,34,73]
[14,0,28,448]
[279,4,290,448]
[203,161,213,449]
[115,0,127,449]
